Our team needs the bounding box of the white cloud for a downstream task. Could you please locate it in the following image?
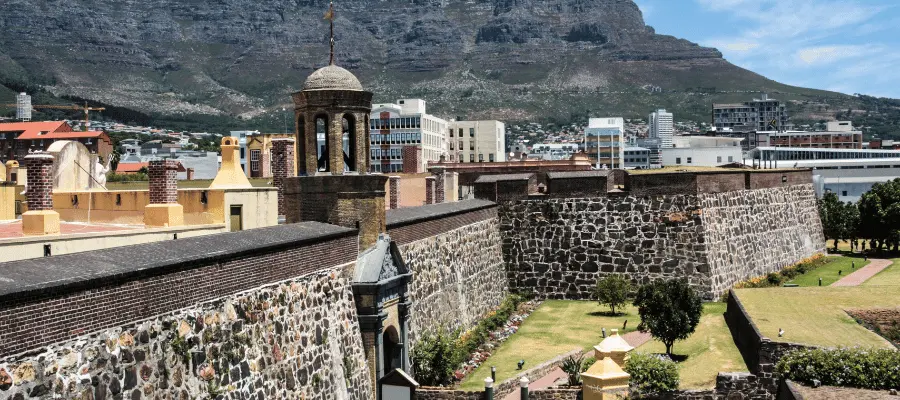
[795,45,877,65]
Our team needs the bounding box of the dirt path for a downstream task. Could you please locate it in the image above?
[831,259,893,287]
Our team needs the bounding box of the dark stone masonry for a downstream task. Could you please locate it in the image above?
[500,183,824,299]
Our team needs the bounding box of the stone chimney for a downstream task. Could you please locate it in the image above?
[210,137,251,189]
[144,159,184,227]
[270,138,296,216]
[425,176,435,205]
[22,153,59,235]
[389,176,401,210]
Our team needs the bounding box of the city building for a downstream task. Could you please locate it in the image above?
[748,147,900,202]
[228,130,259,172]
[662,136,744,167]
[447,119,506,164]
[0,121,112,162]
[119,148,219,180]
[755,122,862,149]
[649,109,674,149]
[370,99,447,173]
[635,137,663,167]
[623,147,651,169]
[713,94,789,132]
[529,143,579,161]
[584,117,625,169]
[246,133,294,178]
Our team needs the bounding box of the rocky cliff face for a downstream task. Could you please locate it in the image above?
[0,0,743,120]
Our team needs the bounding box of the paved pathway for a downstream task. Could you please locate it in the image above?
[500,331,653,399]
[832,259,892,286]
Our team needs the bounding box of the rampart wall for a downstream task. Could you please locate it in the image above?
[490,170,825,299]
[0,223,372,400]
[387,200,508,346]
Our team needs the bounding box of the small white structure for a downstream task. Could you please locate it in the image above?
[448,119,506,164]
[661,136,743,167]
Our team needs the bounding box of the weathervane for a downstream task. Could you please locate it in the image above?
[324,0,335,65]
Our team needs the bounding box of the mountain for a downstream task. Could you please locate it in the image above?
[0,0,871,129]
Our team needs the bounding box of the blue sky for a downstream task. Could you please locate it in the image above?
[634,0,900,98]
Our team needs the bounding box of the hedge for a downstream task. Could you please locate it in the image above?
[776,347,900,390]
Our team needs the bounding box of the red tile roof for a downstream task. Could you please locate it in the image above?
[22,131,106,140]
[0,121,70,138]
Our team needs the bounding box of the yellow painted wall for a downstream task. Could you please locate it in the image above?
[222,188,279,231]
[0,185,16,220]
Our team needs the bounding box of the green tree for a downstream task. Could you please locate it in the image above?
[411,330,458,386]
[818,192,847,250]
[624,353,679,394]
[593,274,633,315]
[858,179,900,251]
[633,279,702,356]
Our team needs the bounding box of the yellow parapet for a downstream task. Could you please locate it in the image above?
[22,210,61,236]
[144,204,185,228]
[210,137,252,189]
[0,184,15,220]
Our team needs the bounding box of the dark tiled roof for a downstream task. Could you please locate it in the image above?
[0,222,354,302]
[474,173,535,183]
[386,199,496,227]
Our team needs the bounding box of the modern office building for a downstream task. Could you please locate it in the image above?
[649,109,674,149]
[747,147,900,202]
[529,143,580,161]
[624,147,651,169]
[369,99,448,173]
[447,120,506,164]
[584,117,625,169]
[713,94,789,132]
[635,137,663,167]
[662,136,744,167]
[753,122,863,150]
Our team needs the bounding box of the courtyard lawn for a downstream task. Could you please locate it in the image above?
[636,303,747,389]
[733,287,898,349]
[863,259,900,286]
[787,256,867,287]
[458,300,638,390]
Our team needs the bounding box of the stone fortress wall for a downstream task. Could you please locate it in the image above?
[488,169,826,299]
[0,223,373,400]
[386,200,508,347]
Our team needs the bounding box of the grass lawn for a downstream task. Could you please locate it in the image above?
[636,303,746,389]
[106,178,272,190]
[459,300,638,389]
[733,287,898,348]
[863,259,900,286]
[787,256,867,287]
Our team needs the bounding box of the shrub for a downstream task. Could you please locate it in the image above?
[106,172,149,182]
[581,356,597,372]
[776,347,900,390]
[593,274,633,315]
[734,254,827,289]
[633,279,702,355]
[411,329,458,386]
[560,354,585,386]
[624,353,679,394]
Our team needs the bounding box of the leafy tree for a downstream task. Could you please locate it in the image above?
[633,279,702,356]
[624,353,679,394]
[858,179,900,251]
[593,274,633,315]
[818,192,847,250]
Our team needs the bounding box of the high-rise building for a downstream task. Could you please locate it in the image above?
[15,93,31,121]
[649,109,674,149]
[584,117,625,169]
[369,99,447,173]
[712,94,789,132]
[447,120,506,163]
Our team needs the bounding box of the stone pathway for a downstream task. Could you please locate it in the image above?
[500,331,653,399]
[832,259,893,287]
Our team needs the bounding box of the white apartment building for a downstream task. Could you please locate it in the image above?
[530,143,580,161]
[369,99,447,173]
[662,136,744,167]
[447,120,506,163]
[649,109,674,149]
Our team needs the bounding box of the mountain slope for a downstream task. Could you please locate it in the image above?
[0,0,864,125]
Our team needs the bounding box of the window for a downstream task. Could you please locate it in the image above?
[450,128,454,138]
[470,142,475,151]
[728,156,734,162]
[459,141,463,150]
[842,191,848,197]
[676,157,682,164]
[459,128,463,136]
[470,128,475,137]
[479,154,484,162]
[240,148,245,159]
[250,149,261,172]
[450,142,455,150]
[717,156,722,163]
[687,157,692,164]
[470,154,475,162]
[489,153,495,162]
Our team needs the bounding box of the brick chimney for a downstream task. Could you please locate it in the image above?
[144,159,184,227]
[389,176,401,210]
[433,169,445,204]
[22,153,59,236]
[270,138,296,216]
[425,176,435,205]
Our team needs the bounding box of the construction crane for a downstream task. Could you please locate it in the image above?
[0,101,106,131]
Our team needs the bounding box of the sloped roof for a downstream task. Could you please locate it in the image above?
[0,121,70,137]
[19,131,107,141]
[353,234,409,284]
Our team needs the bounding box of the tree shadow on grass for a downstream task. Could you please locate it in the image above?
[648,352,690,363]
[587,310,630,317]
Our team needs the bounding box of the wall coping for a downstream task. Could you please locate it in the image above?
[547,170,610,179]
[729,289,766,342]
[474,173,535,183]
[386,199,497,228]
[0,221,355,304]
[0,223,226,245]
